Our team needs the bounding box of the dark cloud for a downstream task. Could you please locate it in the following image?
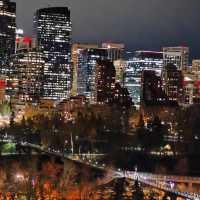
[14,0,200,60]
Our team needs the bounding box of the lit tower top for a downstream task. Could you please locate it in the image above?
[102,42,125,61]
[163,46,189,71]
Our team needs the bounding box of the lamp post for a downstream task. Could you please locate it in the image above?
[15,172,35,200]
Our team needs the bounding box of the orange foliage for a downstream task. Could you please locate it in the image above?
[42,161,62,179]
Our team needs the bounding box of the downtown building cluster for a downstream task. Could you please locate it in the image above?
[0,0,200,110]
[0,1,132,109]
[140,47,200,108]
[1,5,73,103]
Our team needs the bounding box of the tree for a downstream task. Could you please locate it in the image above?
[60,162,77,196]
[113,178,126,200]
[0,167,6,191]
[137,114,145,128]
[137,115,167,150]
[149,115,166,148]
[132,180,144,200]
[76,181,99,200]
[148,191,156,200]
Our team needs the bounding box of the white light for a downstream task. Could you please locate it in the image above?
[16,29,24,35]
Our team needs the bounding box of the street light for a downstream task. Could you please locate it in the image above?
[15,173,25,182]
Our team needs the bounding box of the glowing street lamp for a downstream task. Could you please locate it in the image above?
[15,173,25,182]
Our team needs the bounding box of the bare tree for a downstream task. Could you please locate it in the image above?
[60,161,78,195]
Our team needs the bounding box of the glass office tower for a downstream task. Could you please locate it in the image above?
[77,48,108,103]
[34,7,72,100]
[124,51,163,106]
[0,0,16,65]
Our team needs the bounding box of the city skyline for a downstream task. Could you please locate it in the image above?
[14,0,200,60]
[1,1,200,198]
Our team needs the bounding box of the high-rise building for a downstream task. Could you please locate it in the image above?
[4,60,18,99]
[95,60,116,103]
[34,7,72,100]
[163,46,189,71]
[182,72,200,105]
[0,0,16,65]
[133,51,163,74]
[77,48,108,103]
[101,43,125,85]
[162,64,183,103]
[102,42,124,61]
[113,59,126,85]
[192,60,200,73]
[71,43,98,96]
[124,59,140,106]
[141,70,166,105]
[11,48,45,102]
[124,51,163,107]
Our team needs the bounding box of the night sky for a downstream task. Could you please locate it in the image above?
[14,0,200,61]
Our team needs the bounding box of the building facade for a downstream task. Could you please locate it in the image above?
[113,59,126,85]
[124,51,163,107]
[163,46,189,71]
[162,64,183,104]
[181,60,200,105]
[111,83,132,108]
[95,60,116,103]
[192,60,200,73]
[102,42,124,61]
[182,72,200,105]
[141,70,166,105]
[77,48,108,103]
[71,43,98,96]
[34,7,72,100]
[11,49,45,102]
[0,0,16,65]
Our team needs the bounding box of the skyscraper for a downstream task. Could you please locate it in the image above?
[11,48,45,102]
[141,70,166,105]
[162,64,183,104]
[113,59,126,85]
[182,72,200,105]
[102,42,124,61]
[77,48,108,103]
[0,0,16,65]
[71,43,98,96]
[133,51,163,74]
[95,60,116,103]
[124,51,163,107]
[163,46,189,71]
[192,60,200,73]
[34,7,72,100]
[124,59,140,106]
